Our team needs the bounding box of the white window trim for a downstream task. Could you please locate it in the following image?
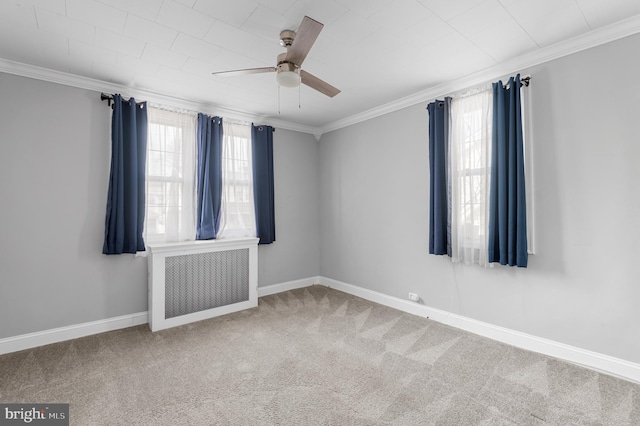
[521,86,535,255]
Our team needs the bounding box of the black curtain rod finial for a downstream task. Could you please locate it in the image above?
[100,92,113,107]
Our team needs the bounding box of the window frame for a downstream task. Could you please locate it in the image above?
[218,121,256,239]
[144,107,196,245]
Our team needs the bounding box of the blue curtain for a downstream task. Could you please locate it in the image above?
[103,95,148,255]
[427,98,451,255]
[251,124,276,244]
[196,114,223,240]
[488,75,528,267]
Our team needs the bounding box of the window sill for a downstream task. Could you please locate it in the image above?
[146,237,259,255]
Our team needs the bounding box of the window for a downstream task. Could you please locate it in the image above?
[143,108,259,245]
[144,110,256,244]
[218,122,256,239]
[450,88,493,266]
[144,107,196,244]
[429,75,532,267]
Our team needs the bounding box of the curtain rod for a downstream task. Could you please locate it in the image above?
[100,93,113,106]
[100,93,275,131]
[100,92,146,108]
[497,75,531,90]
[435,75,531,107]
[254,125,276,132]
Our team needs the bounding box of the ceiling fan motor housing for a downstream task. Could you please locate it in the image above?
[277,61,298,73]
[279,30,296,47]
[277,52,297,68]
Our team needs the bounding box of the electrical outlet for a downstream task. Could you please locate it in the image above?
[408,292,420,302]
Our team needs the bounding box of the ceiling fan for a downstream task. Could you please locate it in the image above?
[212,16,341,98]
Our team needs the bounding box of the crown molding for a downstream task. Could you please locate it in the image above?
[0,58,321,136]
[2,14,640,138]
[319,13,640,135]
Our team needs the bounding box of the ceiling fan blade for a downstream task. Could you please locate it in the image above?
[285,16,323,66]
[300,70,341,98]
[212,67,277,77]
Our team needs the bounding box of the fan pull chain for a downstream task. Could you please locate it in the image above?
[298,82,301,109]
[278,84,281,115]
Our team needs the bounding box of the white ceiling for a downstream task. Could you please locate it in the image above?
[1,0,639,131]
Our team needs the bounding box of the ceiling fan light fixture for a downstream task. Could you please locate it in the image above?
[276,62,300,88]
[277,70,301,88]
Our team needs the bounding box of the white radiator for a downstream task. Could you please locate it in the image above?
[147,238,259,331]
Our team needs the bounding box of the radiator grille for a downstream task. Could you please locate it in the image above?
[164,248,250,319]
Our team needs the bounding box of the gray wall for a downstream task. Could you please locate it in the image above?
[0,73,320,339]
[3,32,639,366]
[0,74,148,338]
[258,128,320,286]
[319,33,640,364]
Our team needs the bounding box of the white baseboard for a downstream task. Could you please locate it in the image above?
[319,276,640,384]
[4,276,639,385]
[258,276,321,297]
[0,312,148,356]
[0,276,321,355]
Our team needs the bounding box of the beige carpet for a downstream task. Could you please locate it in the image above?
[1,286,639,425]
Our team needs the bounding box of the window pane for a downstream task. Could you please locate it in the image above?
[148,151,164,176]
[165,129,178,153]
[165,182,182,207]
[146,206,166,235]
[147,181,165,207]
